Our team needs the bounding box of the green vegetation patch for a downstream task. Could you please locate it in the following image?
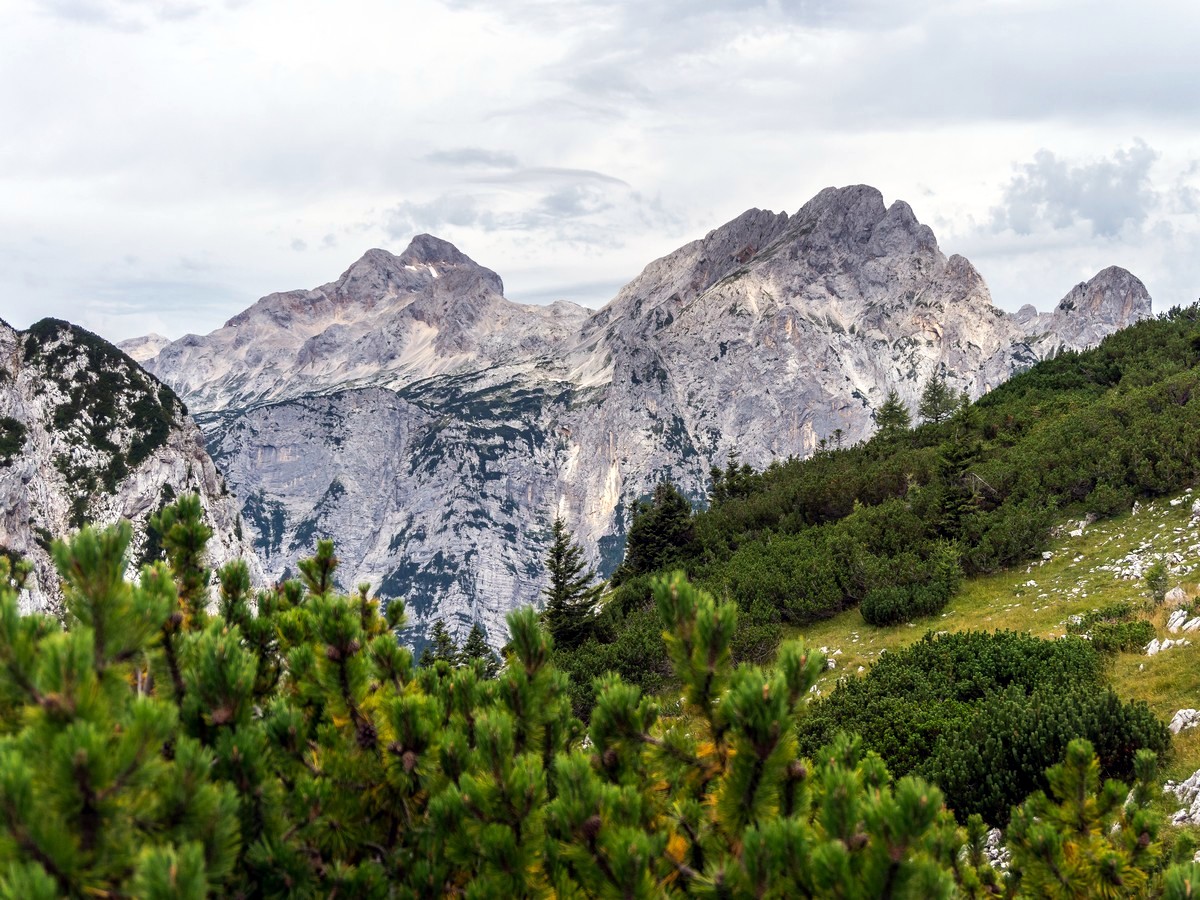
[0,417,26,466]
[797,630,1170,826]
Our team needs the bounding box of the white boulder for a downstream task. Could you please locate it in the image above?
[1171,709,1200,735]
[1166,770,1200,826]
[1166,586,1190,606]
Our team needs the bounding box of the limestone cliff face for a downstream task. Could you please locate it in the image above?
[134,185,1152,646]
[0,319,260,615]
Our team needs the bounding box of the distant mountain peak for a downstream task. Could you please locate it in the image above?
[1048,266,1151,348]
[127,183,1155,650]
[398,234,477,268]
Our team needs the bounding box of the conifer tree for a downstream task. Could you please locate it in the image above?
[919,373,958,425]
[612,481,695,585]
[0,522,240,898]
[6,496,1190,896]
[875,387,913,439]
[709,449,757,505]
[150,493,212,628]
[461,621,500,678]
[542,515,603,649]
[418,618,459,667]
[1006,739,1174,898]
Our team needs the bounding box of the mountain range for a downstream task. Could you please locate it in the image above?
[109,184,1151,646]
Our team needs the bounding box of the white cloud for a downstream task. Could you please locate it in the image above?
[2,0,1200,340]
[990,141,1159,238]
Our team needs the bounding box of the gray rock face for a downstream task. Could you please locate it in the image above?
[1170,709,1200,735]
[0,318,259,615]
[135,185,1152,646]
[1040,266,1153,350]
[117,332,171,363]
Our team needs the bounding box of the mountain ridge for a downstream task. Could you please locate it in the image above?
[121,185,1152,645]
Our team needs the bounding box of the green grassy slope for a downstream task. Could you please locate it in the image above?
[797,490,1200,775]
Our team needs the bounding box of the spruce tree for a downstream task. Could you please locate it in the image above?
[709,449,756,505]
[919,373,957,425]
[542,516,603,650]
[462,621,500,678]
[612,481,695,585]
[875,388,912,439]
[419,618,459,667]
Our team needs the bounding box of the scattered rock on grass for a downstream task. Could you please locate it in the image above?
[1147,638,1192,656]
[1171,709,1200,735]
[1165,770,1200,825]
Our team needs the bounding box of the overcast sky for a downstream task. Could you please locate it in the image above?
[3,0,1199,342]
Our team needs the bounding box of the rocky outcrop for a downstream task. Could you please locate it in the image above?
[1038,266,1153,351]
[0,318,259,615]
[983,828,1010,872]
[133,185,1152,646]
[1165,769,1200,825]
[1170,709,1200,735]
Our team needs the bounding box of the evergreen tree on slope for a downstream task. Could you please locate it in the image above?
[542,515,603,650]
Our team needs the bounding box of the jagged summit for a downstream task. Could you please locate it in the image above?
[141,237,582,413]
[340,237,489,283]
[774,185,938,257]
[1046,266,1152,349]
[1055,266,1150,317]
[331,238,505,305]
[398,234,478,268]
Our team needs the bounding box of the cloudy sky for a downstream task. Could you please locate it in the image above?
[3,0,1199,342]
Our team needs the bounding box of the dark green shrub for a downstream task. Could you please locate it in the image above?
[0,417,26,467]
[1085,481,1135,518]
[796,631,1164,825]
[929,684,1169,826]
[720,531,845,623]
[1064,602,1156,654]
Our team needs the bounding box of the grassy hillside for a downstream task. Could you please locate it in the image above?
[798,488,1200,788]
[800,491,1198,699]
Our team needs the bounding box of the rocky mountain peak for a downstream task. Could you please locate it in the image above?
[785,185,938,257]
[1048,266,1152,349]
[118,332,172,363]
[1056,266,1151,319]
[0,318,259,614]
[398,234,476,269]
[331,247,422,302]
